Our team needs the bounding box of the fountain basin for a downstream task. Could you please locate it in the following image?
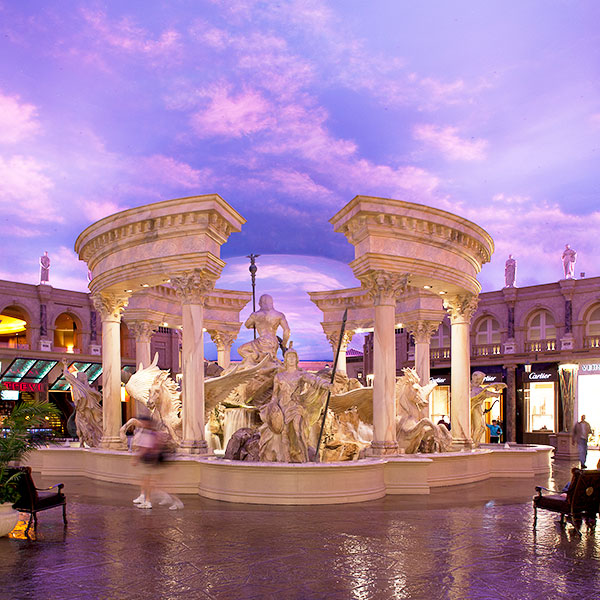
[25,444,552,505]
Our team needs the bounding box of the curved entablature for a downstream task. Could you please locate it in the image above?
[75,195,245,297]
[330,196,494,298]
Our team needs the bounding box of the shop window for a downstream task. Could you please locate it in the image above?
[475,316,501,345]
[54,313,79,352]
[430,386,450,424]
[525,381,555,432]
[527,310,556,341]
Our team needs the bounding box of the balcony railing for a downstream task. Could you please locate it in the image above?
[585,336,600,348]
[472,343,502,357]
[0,342,30,350]
[525,339,557,352]
[430,347,450,360]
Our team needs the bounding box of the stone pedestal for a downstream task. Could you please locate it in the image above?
[39,339,52,352]
[554,431,579,461]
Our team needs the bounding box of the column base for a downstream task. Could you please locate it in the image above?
[554,432,579,461]
[452,439,474,451]
[179,440,213,455]
[100,436,127,451]
[367,440,399,456]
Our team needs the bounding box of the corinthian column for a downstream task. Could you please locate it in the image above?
[171,270,216,453]
[404,320,440,388]
[208,330,237,369]
[444,294,478,449]
[92,292,129,449]
[325,328,355,374]
[361,271,409,455]
[127,320,159,369]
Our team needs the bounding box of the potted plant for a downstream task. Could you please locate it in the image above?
[0,399,59,536]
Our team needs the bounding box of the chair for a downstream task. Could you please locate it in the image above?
[533,468,600,533]
[8,466,67,533]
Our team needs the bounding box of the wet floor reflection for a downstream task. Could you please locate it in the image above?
[1,456,600,600]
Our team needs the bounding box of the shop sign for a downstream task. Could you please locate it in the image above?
[482,374,504,383]
[579,363,600,374]
[431,376,450,385]
[524,371,555,382]
[2,381,46,393]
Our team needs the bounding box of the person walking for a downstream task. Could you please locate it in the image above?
[572,414,592,468]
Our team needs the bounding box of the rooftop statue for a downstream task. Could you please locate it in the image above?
[562,244,577,279]
[470,371,506,447]
[258,343,331,462]
[238,294,290,367]
[61,359,103,447]
[40,251,50,284]
[504,254,516,288]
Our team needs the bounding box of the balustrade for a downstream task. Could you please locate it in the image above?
[525,339,557,352]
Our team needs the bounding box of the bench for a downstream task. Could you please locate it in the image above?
[533,468,600,533]
[8,466,67,533]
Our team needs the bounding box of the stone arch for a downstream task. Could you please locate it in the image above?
[53,310,84,352]
[579,301,600,340]
[0,303,33,348]
[472,314,502,345]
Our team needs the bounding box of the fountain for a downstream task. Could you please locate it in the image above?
[27,194,552,504]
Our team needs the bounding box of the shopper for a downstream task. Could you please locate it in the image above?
[572,414,592,468]
[486,419,502,443]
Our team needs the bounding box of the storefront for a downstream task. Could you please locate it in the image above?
[518,364,558,445]
[430,371,450,425]
[576,362,600,448]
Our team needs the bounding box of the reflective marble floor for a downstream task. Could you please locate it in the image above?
[2,454,600,600]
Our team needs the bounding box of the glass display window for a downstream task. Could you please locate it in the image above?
[431,386,450,423]
[525,381,555,432]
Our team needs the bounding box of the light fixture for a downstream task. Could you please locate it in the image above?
[423,285,432,290]
[141,283,150,288]
[125,289,133,293]
[524,364,531,373]
[162,322,169,327]
[559,363,578,371]
[395,322,403,328]
[439,291,447,295]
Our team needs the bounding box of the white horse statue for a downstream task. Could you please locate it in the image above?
[395,367,452,453]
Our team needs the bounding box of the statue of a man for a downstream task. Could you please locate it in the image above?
[40,251,50,284]
[561,244,577,279]
[504,255,516,288]
[238,294,290,366]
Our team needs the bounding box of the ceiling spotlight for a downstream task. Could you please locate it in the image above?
[124,289,133,293]
[439,291,447,295]
[141,283,150,288]
[423,285,432,290]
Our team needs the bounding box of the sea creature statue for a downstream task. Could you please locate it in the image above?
[470,371,506,447]
[258,343,331,462]
[395,368,452,454]
[61,359,103,447]
[319,407,371,462]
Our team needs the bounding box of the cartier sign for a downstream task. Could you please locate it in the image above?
[525,372,555,382]
[2,381,46,392]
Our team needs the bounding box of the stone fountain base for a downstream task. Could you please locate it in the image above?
[26,444,552,505]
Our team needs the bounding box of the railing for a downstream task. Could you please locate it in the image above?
[471,343,502,357]
[430,347,450,360]
[525,339,557,352]
[0,342,30,350]
[585,336,600,348]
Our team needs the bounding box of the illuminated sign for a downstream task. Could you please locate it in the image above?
[580,364,600,373]
[525,372,555,382]
[2,381,46,392]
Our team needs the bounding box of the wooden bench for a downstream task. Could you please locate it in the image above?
[8,466,67,533]
[533,468,600,533]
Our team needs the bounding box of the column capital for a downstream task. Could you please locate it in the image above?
[91,292,129,322]
[170,269,217,305]
[404,319,441,344]
[444,293,478,324]
[127,319,160,343]
[207,329,237,350]
[360,271,409,306]
[323,326,355,352]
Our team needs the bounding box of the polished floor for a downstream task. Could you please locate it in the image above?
[2,454,600,600]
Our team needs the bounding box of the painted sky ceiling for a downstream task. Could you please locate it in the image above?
[1,1,599,360]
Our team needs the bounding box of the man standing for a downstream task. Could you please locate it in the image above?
[572,414,592,468]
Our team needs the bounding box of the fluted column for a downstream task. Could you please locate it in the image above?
[171,270,216,454]
[362,272,409,455]
[445,294,478,449]
[208,330,237,369]
[92,292,129,449]
[325,329,354,374]
[404,320,441,417]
